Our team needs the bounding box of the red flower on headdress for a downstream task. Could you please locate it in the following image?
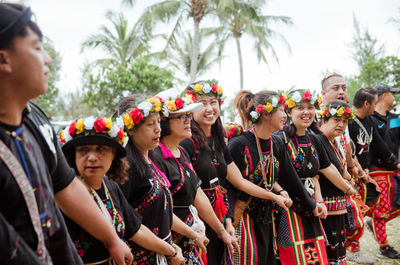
[279,96,286,104]
[302,91,311,101]
[211,83,218,93]
[117,129,124,139]
[94,118,107,133]
[187,91,197,102]
[344,107,351,116]
[68,121,77,136]
[130,108,144,124]
[256,104,264,114]
[324,109,329,115]
[219,100,224,106]
[175,97,184,109]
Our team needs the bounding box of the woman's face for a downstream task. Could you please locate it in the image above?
[130,113,161,153]
[75,145,115,181]
[288,101,316,130]
[167,112,193,141]
[193,95,220,128]
[264,105,287,131]
[321,116,348,138]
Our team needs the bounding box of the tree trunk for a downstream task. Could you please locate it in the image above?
[235,36,244,90]
[190,19,200,83]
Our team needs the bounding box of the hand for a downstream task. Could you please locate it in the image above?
[345,186,357,196]
[218,229,240,254]
[225,219,236,237]
[317,202,328,219]
[279,190,290,199]
[397,163,400,170]
[349,166,359,177]
[193,232,209,253]
[105,237,133,265]
[169,245,185,265]
[273,194,289,211]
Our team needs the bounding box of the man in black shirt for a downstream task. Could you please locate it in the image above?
[0,3,133,264]
[365,83,400,259]
[349,87,400,259]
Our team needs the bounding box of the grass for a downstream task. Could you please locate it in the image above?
[347,217,400,265]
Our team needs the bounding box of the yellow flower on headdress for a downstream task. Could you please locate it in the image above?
[167,100,177,111]
[216,85,223,95]
[265,103,273,113]
[286,98,296,109]
[319,110,325,116]
[104,118,113,131]
[60,130,65,142]
[194,84,203,93]
[317,95,322,106]
[123,113,134,130]
[337,107,344,116]
[76,118,84,134]
[281,92,288,100]
[147,97,162,112]
[186,94,194,103]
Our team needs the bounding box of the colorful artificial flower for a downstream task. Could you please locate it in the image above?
[60,116,128,147]
[224,122,244,141]
[285,90,322,110]
[318,105,355,121]
[186,79,224,103]
[249,91,287,123]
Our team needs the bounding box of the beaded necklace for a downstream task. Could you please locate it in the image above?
[324,134,345,172]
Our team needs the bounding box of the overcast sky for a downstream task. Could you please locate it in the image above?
[26,0,400,100]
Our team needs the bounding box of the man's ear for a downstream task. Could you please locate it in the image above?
[0,50,12,73]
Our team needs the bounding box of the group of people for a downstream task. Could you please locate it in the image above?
[1,3,400,265]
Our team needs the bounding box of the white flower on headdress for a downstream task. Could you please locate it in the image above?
[84,116,96,130]
[311,92,318,104]
[330,108,337,116]
[63,129,72,142]
[115,116,124,129]
[292,92,302,102]
[108,124,120,138]
[138,101,153,117]
[271,97,278,107]
[250,111,260,121]
[203,83,212,94]
[162,105,170,117]
[182,97,191,105]
[122,136,129,147]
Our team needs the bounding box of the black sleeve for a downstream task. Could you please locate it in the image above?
[223,147,233,165]
[223,181,237,220]
[310,133,331,170]
[371,121,393,160]
[227,137,246,173]
[274,137,317,211]
[114,183,142,239]
[180,138,196,163]
[52,140,76,193]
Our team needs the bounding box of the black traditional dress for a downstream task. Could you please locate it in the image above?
[121,143,174,265]
[64,177,142,264]
[275,129,329,265]
[227,130,317,265]
[180,136,232,265]
[150,144,203,264]
[315,134,348,265]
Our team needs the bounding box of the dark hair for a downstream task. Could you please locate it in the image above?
[160,118,171,139]
[234,89,277,130]
[64,148,129,184]
[0,3,43,50]
[320,99,351,124]
[321,72,343,90]
[115,96,151,178]
[353,87,377,108]
[285,89,321,137]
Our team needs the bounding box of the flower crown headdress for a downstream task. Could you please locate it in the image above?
[122,96,164,131]
[224,122,244,141]
[186,79,224,105]
[60,116,128,146]
[285,90,322,110]
[319,105,355,121]
[249,91,287,122]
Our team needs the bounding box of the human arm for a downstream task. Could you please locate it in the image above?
[55,178,133,265]
[319,165,356,195]
[312,176,327,219]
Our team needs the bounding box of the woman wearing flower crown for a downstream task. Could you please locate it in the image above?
[315,100,357,264]
[229,90,325,265]
[60,116,182,265]
[117,95,212,265]
[273,89,334,264]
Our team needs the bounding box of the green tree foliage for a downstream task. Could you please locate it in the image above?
[34,37,62,118]
[82,57,174,115]
[56,90,97,121]
[215,0,292,90]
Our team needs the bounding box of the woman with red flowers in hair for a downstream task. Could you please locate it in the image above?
[60,116,183,265]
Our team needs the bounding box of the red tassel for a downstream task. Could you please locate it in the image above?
[214,188,228,222]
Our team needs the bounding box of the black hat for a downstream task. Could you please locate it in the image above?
[0,4,32,47]
[60,117,128,159]
[374,83,400,96]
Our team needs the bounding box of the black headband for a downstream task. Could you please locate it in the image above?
[0,5,32,47]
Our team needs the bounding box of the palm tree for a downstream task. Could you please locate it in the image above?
[131,0,214,83]
[215,0,293,90]
[81,10,148,68]
[165,28,226,83]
